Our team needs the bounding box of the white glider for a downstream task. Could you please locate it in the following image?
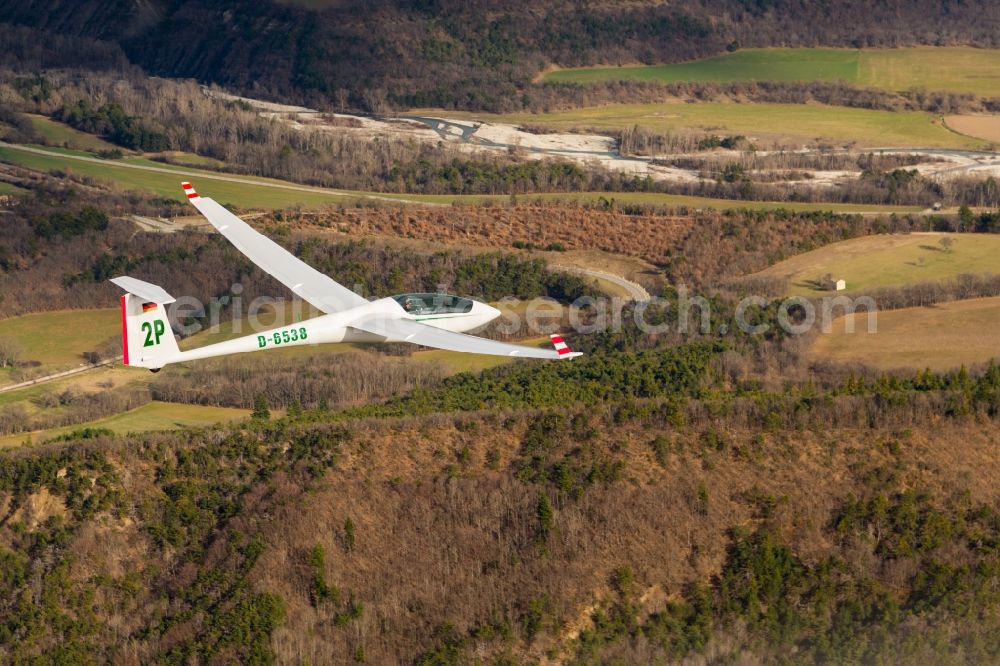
[110,182,580,370]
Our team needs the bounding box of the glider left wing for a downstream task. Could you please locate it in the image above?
[349,316,581,359]
[182,182,367,314]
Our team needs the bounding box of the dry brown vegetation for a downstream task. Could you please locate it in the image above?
[4,391,1000,663]
[257,410,1000,663]
[657,151,931,176]
[946,114,1000,143]
[811,295,1000,371]
[0,72,603,196]
[0,383,148,436]
[150,350,446,411]
[283,203,944,284]
[282,204,694,265]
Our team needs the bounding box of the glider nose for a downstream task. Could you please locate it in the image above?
[467,300,502,329]
[478,301,502,322]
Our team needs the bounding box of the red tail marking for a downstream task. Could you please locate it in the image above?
[120,294,129,366]
[550,333,571,356]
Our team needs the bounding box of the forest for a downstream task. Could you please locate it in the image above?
[1,336,999,662]
[3,0,1000,110]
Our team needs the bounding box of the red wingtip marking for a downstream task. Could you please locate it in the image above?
[181,182,199,199]
[120,294,129,366]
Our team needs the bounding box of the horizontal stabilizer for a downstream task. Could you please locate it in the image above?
[110,276,176,304]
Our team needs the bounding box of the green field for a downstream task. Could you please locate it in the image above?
[0,181,26,195]
[27,114,121,152]
[811,295,1000,371]
[0,401,249,447]
[425,103,985,149]
[544,47,1000,97]
[0,308,120,373]
[155,151,228,168]
[0,143,477,207]
[0,144,362,208]
[754,233,1000,296]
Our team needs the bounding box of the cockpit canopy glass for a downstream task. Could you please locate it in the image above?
[393,293,474,316]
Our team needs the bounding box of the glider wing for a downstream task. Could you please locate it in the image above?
[182,182,367,313]
[349,316,581,359]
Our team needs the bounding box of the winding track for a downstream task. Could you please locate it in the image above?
[550,265,651,302]
[0,357,122,395]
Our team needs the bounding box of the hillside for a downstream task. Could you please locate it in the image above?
[2,1,1000,109]
[3,360,1000,663]
[812,295,1000,370]
[752,233,1000,296]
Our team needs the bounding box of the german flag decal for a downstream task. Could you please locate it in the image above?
[142,302,158,313]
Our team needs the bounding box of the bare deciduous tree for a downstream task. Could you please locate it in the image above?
[0,336,22,368]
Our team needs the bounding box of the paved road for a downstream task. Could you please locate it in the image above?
[0,357,122,395]
[0,142,442,206]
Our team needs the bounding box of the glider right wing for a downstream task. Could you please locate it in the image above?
[182,182,367,314]
[350,316,582,359]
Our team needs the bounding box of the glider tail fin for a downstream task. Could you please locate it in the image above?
[549,333,578,358]
[110,276,180,370]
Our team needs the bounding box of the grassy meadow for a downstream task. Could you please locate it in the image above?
[424,103,985,149]
[0,401,250,447]
[0,144,359,208]
[811,295,1000,371]
[27,114,121,152]
[754,233,1000,296]
[543,47,1000,97]
[0,308,120,373]
[0,181,27,195]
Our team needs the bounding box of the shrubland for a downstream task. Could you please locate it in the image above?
[283,203,1000,286]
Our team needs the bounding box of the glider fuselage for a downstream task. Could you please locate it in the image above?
[128,294,501,368]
